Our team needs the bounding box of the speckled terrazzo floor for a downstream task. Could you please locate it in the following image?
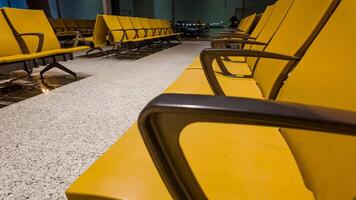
[0,41,209,200]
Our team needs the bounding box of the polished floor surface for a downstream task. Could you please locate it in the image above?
[0,41,209,200]
[0,71,90,109]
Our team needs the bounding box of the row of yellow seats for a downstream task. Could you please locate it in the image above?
[237,13,257,33]
[49,18,95,37]
[219,13,258,38]
[66,0,356,199]
[84,15,182,54]
[0,7,89,79]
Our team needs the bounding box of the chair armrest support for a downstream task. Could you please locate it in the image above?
[218,32,255,39]
[17,32,44,53]
[138,93,356,200]
[211,39,266,49]
[200,48,300,95]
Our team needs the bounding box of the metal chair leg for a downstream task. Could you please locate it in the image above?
[40,62,77,80]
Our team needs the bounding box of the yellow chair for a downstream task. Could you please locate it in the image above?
[137,0,356,198]
[228,6,274,61]
[118,16,147,43]
[83,15,109,55]
[100,15,125,46]
[226,13,256,34]
[139,17,157,39]
[213,4,275,62]
[2,7,89,79]
[218,5,275,40]
[130,17,151,40]
[158,19,182,38]
[241,13,257,33]
[76,19,93,36]
[0,10,39,80]
[188,0,290,76]
[189,5,274,74]
[147,18,160,37]
[67,0,355,199]
[157,19,168,35]
[167,0,339,100]
[49,19,76,37]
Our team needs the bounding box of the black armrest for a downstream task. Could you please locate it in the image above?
[200,48,300,95]
[17,32,44,53]
[138,93,356,200]
[218,32,255,39]
[211,39,266,49]
[216,34,256,40]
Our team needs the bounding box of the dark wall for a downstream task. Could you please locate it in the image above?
[26,0,51,17]
[60,0,103,19]
[133,0,154,18]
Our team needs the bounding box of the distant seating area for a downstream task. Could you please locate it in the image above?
[82,15,182,56]
[49,18,95,39]
[0,8,182,85]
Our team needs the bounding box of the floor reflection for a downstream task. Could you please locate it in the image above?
[0,70,90,108]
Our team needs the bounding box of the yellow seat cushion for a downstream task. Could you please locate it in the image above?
[164,69,262,99]
[1,50,67,63]
[187,57,252,76]
[181,123,314,199]
[66,124,172,200]
[66,123,314,200]
[0,54,42,63]
[1,46,89,63]
[56,46,90,54]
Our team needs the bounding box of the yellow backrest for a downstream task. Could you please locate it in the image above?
[243,5,275,51]
[154,19,163,35]
[130,17,145,38]
[148,18,158,35]
[102,15,124,44]
[0,10,22,57]
[163,20,172,34]
[249,5,275,40]
[276,1,356,198]
[140,18,154,37]
[253,0,338,98]
[3,7,61,53]
[118,16,136,40]
[237,17,246,30]
[245,0,293,70]
[242,13,257,33]
[92,15,108,48]
[161,19,169,28]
